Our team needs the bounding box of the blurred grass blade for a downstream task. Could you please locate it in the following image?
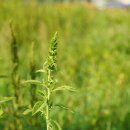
[0,97,14,104]
[53,85,76,92]
[0,75,8,78]
[23,108,32,115]
[51,120,62,130]
[0,107,3,116]
[54,104,75,113]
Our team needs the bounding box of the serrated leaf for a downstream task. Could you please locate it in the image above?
[32,101,46,115]
[23,108,32,115]
[53,85,76,92]
[0,97,14,104]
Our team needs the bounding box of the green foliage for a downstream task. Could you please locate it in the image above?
[24,32,73,130]
[0,97,13,117]
[0,1,130,130]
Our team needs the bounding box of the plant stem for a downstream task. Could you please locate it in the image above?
[46,69,51,130]
[45,87,50,130]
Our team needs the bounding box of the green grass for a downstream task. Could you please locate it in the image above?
[0,1,130,130]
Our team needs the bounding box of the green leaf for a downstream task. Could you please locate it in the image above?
[0,97,14,104]
[54,104,75,113]
[51,120,62,130]
[37,90,47,101]
[32,101,46,115]
[53,85,76,92]
[22,80,42,85]
[36,69,45,73]
[23,108,32,115]
[38,90,46,98]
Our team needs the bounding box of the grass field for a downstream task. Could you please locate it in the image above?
[0,1,130,130]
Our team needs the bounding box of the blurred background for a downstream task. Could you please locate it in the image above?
[0,0,130,130]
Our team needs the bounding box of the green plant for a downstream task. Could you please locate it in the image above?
[23,32,74,130]
[10,22,22,130]
[10,22,20,106]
